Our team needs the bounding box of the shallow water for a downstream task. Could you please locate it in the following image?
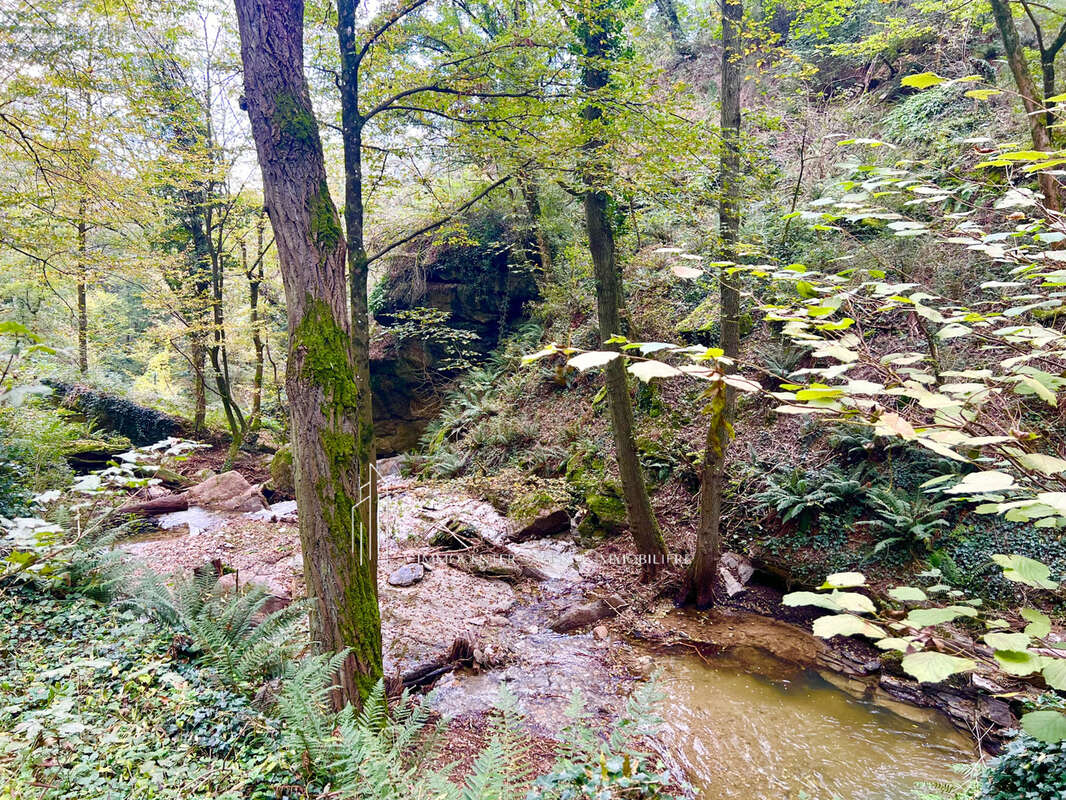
[657,652,976,800]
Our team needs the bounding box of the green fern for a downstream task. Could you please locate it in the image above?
[128,570,309,686]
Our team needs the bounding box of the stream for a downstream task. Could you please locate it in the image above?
[656,649,975,800]
[117,489,979,799]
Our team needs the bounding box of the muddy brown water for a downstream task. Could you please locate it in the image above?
[656,650,976,800]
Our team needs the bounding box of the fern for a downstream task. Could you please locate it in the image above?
[127,570,309,686]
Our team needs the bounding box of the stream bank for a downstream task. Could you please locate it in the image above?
[112,460,988,797]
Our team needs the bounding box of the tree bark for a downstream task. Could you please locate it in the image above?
[682,0,743,608]
[990,0,1061,211]
[578,3,668,579]
[234,0,382,709]
[76,201,88,375]
[336,0,379,611]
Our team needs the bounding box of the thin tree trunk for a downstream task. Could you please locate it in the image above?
[244,230,265,432]
[654,0,689,55]
[519,172,551,273]
[990,0,1061,211]
[76,203,88,375]
[337,0,379,622]
[234,0,382,709]
[191,334,207,434]
[683,0,743,608]
[578,5,668,580]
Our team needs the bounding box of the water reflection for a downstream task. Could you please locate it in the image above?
[656,653,976,800]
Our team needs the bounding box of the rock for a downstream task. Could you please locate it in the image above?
[488,615,509,626]
[719,552,755,597]
[186,471,268,512]
[192,468,217,482]
[508,508,571,542]
[632,655,655,678]
[550,594,627,633]
[268,446,294,496]
[388,563,425,587]
[245,500,298,523]
[377,456,404,477]
[593,625,609,640]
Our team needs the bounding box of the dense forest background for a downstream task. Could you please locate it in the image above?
[3,0,1066,797]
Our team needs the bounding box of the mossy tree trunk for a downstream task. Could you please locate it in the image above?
[578,1,668,580]
[336,0,379,581]
[234,0,382,709]
[682,0,742,608]
[990,0,1061,211]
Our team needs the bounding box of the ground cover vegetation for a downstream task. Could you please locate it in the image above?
[3,0,1066,795]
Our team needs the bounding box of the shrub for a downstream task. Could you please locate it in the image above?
[980,735,1066,800]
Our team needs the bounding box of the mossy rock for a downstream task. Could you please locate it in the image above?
[62,435,133,471]
[268,445,294,496]
[577,482,627,540]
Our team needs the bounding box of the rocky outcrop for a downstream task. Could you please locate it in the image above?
[550,594,628,633]
[370,210,540,454]
[46,381,182,446]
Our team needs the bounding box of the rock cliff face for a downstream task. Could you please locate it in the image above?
[370,212,539,454]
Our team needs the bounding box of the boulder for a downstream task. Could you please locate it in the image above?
[388,563,425,587]
[718,552,755,597]
[186,471,268,512]
[268,446,294,496]
[508,508,570,542]
[550,594,627,633]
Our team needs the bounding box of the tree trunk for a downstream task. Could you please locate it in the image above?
[244,234,265,432]
[578,5,668,580]
[654,0,689,55]
[682,0,743,608]
[519,172,552,273]
[234,0,382,709]
[337,0,379,618]
[191,334,207,435]
[76,202,88,375]
[990,0,1061,211]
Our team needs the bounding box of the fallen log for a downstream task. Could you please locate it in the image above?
[116,494,190,516]
[398,637,475,691]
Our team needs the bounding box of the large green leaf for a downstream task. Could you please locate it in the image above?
[567,351,619,371]
[901,651,976,684]
[812,614,886,640]
[1043,659,1066,690]
[901,72,947,89]
[783,591,875,614]
[983,632,1032,651]
[992,554,1059,590]
[887,586,927,603]
[994,649,1044,677]
[903,608,969,628]
[1021,710,1066,743]
[1022,608,1052,638]
[819,571,866,589]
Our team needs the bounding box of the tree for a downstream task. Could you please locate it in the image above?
[989,0,1061,210]
[681,0,743,607]
[233,0,382,708]
[575,0,668,578]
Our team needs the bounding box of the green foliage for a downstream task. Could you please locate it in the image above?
[880,84,978,148]
[128,570,310,687]
[859,487,952,556]
[980,735,1066,800]
[0,583,295,800]
[528,683,676,800]
[753,465,865,530]
[278,661,532,799]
